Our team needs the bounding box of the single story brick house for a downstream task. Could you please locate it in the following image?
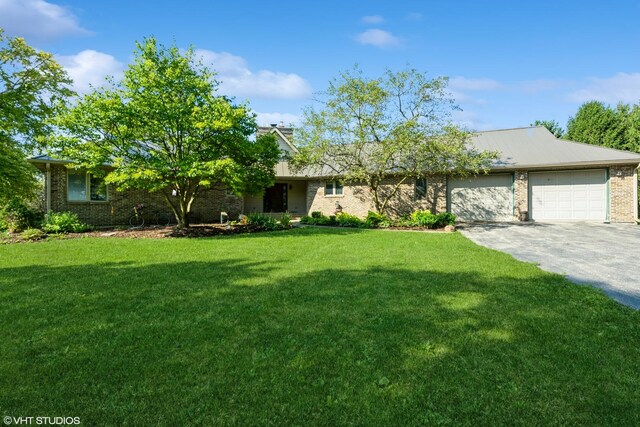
[30,125,640,225]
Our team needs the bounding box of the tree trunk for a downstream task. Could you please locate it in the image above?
[371,185,384,214]
[161,181,200,228]
[378,176,409,215]
[178,196,190,228]
[162,188,191,228]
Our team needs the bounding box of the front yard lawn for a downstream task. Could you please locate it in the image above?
[1,227,638,425]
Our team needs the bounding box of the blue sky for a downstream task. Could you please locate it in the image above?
[2,0,640,131]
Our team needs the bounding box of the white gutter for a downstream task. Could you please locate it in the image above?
[45,162,51,213]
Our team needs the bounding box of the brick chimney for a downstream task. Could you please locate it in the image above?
[257,123,294,142]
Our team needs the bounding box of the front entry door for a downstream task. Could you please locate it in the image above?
[263,183,288,213]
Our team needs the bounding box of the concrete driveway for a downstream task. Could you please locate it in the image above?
[459,222,640,309]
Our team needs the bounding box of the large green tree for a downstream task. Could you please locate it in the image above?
[0,28,73,203]
[565,101,629,150]
[614,103,640,153]
[50,38,280,227]
[291,67,497,214]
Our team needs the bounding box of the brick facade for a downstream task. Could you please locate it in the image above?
[39,163,639,225]
[609,165,637,223]
[46,165,242,226]
[307,176,447,218]
[307,166,639,223]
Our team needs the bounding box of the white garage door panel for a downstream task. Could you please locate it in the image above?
[449,174,514,221]
[530,170,606,221]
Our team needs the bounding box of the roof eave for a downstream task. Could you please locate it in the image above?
[28,157,71,165]
[490,159,640,171]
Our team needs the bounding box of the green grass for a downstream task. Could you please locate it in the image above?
[1,228,639,425]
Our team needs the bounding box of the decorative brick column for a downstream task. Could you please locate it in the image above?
[610,165,637,223]
[514,170,529,221]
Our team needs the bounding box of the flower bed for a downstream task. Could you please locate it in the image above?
[300,210,456,230]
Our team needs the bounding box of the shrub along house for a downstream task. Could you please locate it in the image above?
[30,124,640,226]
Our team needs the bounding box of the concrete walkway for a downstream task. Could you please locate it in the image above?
[459,222,640,309]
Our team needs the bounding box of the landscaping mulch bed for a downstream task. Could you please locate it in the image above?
[1,223,285,244]
[2,223,456,244]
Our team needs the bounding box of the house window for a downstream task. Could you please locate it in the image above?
[325,181,343,196]
[67,171,108,202]
[415,177,427,200]
[67,172,87,201]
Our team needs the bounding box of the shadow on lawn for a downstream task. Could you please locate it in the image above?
[1,259,639,425]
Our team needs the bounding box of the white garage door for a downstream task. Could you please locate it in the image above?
[448,174,514,221]
[529,170,606,221]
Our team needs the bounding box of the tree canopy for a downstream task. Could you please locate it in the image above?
[533,101,640,153]
[565,101,631,150]
[530,119,564,139]
[0,28,73,203]
[50,37,280,227]
[291,67,497,214]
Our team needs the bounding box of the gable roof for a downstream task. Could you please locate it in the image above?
[265,127,298,154]
[472,126,640,170]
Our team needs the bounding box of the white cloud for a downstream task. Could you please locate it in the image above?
[57,50,123,93]
[0,0,89,40]
[452,110,495,131]
[448,77,502,104]
[518,78,564,93]
[449,77,502,91]
[355,29,402,48]
[568,72,640,104]
[195,49,312,99]
[255,112,302,127]
[362,15,385,24]
[406,12,423,21]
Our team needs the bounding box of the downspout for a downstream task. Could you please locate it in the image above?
[445,176,451,213]
[511,172,515,219]
[634,166,639,222]
[604,168,610,223]
[45,162,51,213]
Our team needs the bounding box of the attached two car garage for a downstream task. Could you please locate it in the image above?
[448,169,607,222]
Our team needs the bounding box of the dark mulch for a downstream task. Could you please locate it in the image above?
[1,224,288,244]
[167,224,283,237]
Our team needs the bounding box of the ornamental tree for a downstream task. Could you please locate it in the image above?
[290,66,498,214]
[50,38,280,227]
[0,28,73,203]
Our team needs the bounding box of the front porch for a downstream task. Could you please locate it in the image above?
[244,179,308,215]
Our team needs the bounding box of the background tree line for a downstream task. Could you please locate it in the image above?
[532,100,640,153]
